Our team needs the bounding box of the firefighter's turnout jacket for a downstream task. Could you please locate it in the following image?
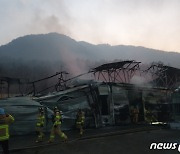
[0,114,14,141]
[36,112,45,142]
[76,110,85,135]
[49,111,67,142]
[36,114,45,127]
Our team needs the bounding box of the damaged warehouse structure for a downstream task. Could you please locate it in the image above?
[33,61,179,130]
[35,82,172,129]
[0,60,180,134]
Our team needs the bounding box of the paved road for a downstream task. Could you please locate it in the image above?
[9,128,180,154]
[8,124,156,150]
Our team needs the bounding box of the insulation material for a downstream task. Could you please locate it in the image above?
[0,97,53,135]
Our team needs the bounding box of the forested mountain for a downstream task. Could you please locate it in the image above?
[0,32,180,80]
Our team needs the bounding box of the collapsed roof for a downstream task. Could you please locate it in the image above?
[145,63,180,89]
[91,60,141,83]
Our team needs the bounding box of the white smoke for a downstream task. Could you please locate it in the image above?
[130,75,146,85]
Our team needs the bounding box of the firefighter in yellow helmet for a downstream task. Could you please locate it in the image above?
[35,107,45,143]
[48,107,68,143]
[0,108,14,154]
[76,109,85,136]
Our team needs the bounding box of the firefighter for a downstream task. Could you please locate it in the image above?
[145,108,157,124]
[133,107,139,123]
[0,108,14,154]
[48,106,68,143]
[131,106,139,124]
[35,107,45,143]
[76,109,85,136]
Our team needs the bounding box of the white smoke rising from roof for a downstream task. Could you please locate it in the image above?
[130,75,146,85]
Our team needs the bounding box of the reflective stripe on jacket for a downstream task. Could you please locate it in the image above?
[53,115,61,126]
[0,114,14,141]
[36,115,45,127]
[0,124,9,141]
[76,113,85,125]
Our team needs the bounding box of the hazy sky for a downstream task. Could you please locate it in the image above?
[1,0,180,52]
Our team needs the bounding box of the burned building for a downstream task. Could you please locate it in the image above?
[32,61,179,130]
[1,60,179,134]
[34,80,172,130]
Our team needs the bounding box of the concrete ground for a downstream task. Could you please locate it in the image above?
[1,125,180,154]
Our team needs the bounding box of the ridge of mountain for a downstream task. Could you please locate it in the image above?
[0,32,180,71]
